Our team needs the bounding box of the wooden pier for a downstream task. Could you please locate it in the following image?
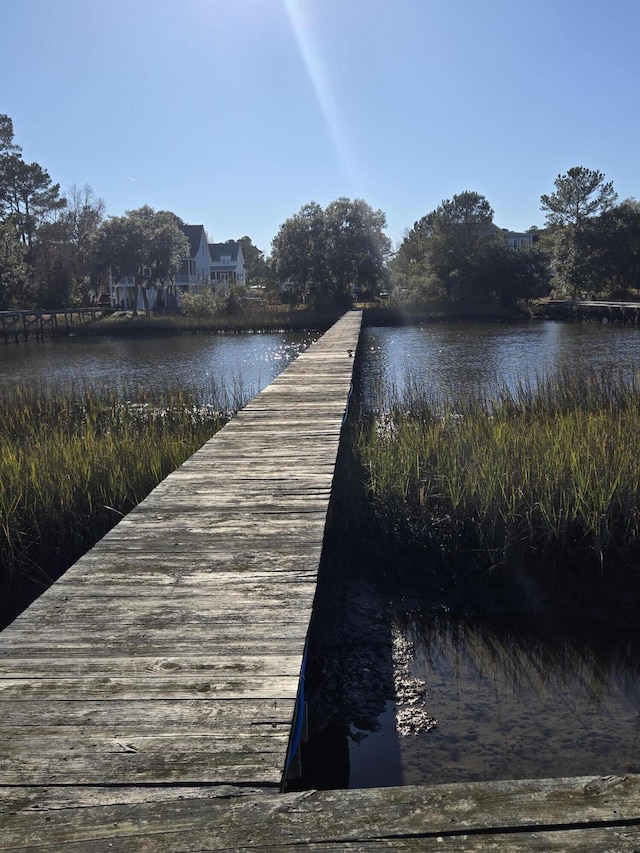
[2,309,640,850]
[0,307,113,342]
[541,298,640,324]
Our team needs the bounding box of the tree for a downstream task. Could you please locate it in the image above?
[92,206,189,315]
[1,156,66,248]
[393,191,549,308]
[541,167,618,298]
[577,199,640,297]
[0,218,30,309]
[35,184,106,307]
[236,236,268,285]
[323,198,391,303]
[0,114,20,159]
[394,192,497,302]
[541,166,617,228]
[0,114,70,307]
[271,198,390,307]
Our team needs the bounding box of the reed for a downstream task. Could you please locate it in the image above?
[356,368,640,611]
[73,306,343,337]
[0,379,232,621]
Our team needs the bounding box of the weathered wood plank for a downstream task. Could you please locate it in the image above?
[2,776,639,851]
[0,698,294,728]
[0,654,303,677]
[0,674,300,700]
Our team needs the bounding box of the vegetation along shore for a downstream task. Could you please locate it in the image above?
[353,367,640,627]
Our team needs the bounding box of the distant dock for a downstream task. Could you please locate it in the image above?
[0,307,114,342]
[541,299,640,324]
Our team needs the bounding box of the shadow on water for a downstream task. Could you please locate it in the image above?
[296,321,640,789]
[288,533,403,790]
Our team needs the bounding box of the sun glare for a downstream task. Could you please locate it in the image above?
[282,0,359,189]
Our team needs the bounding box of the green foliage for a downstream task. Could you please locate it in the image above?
[181,282,248,317]
[236,235,269,285]
[271,197,391,308]
[92,206,189,316]
[541,166,621,299]
[392,191,550,307]
[0,115,105,309]
[0,217,30,309]
[577,199,640,297]
[541,166,617,228]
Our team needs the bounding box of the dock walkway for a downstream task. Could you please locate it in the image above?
[0,311,362,798]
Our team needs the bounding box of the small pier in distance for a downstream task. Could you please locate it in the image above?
[2,309,640,850]
[0,307,114,342]
[541,298,640,324]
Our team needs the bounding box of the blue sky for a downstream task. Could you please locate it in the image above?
[3,0,640,254]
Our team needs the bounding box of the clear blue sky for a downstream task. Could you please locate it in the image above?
[3,0,640,253]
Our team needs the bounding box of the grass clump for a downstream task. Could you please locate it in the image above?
[0,380,234,625]
[356,369,640,619]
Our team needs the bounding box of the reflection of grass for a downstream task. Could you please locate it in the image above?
[399,609,640,707]
[0,381,233,620]
[356,369,640,611]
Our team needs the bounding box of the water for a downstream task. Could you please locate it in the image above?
[0,330,318,403]
[348,612,640,787]
[362,320,640,405]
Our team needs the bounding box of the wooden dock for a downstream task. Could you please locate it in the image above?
[541,298,640,324]
[0,307,113,342]
[2,308,640,850]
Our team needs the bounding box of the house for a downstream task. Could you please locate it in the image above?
[503,230,542,250]
[209,241,246,289]
[112,224,213,310]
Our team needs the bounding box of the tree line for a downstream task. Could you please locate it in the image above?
[1,110,639,312]
[391,167,640,308]
[0,115,267,313]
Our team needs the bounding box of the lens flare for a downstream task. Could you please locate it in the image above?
[282,0,358,189]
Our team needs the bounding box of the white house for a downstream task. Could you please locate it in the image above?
[209,241,246,289]
[113,224,213,310]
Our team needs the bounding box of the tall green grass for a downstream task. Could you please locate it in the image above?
[0,380,233,621]
[356,369,640,607]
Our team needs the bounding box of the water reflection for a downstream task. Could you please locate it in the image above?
[350,609,640,786]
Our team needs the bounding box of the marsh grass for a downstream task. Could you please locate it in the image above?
[0,379,233,623]
[74,306,344,337]
[356,369,640,613]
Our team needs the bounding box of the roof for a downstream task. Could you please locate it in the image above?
[181,224,207,258]
[209,241,240,263]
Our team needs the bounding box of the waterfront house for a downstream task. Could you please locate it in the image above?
[209,241,246,289]
[112,224,213,310]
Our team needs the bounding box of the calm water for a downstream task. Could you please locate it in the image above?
[349,612,640,787]
[4,320,640,787]
[362,320,640,404]
[347,321,640,787]
[0,330,319,404]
